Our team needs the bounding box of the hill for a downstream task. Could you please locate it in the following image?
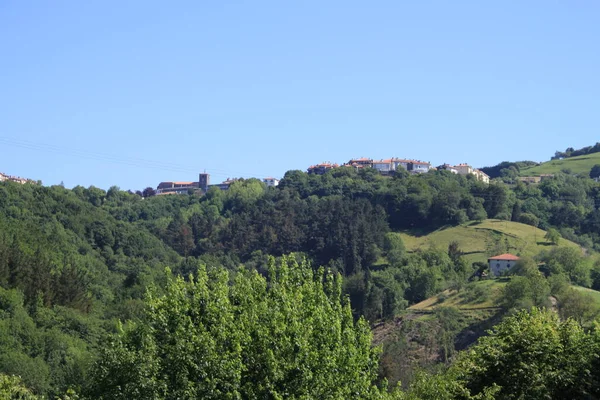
[397,219,580,265]
[408,279,506,312]
[518,152,600,176]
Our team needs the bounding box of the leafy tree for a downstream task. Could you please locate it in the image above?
[451,308,600,399]
[545,227,561,244]
[0,374,39,400]
[142,187,156,197]
[383,233,405,266]
[590,164,600,179]
[434,307,462,363]
[85,256,387,399]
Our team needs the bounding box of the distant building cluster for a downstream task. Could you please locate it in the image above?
[0,171,33,185]
[307,158,490,183]
[439,163,490,184]
[155,173,279,195]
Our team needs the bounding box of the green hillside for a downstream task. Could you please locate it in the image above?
[397,219,580,265]
[519,152,600,176]
[408,279,507,312]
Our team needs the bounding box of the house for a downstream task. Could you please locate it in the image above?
[307,162,339,175]
[346,158,373,169]
[454,163,473,176]
[488,253,520,276]
[263,177,279,187]
[373,159,393,174]
[0,172,31,185]
[437,164,458,174]
[473,169,490,184]
[392,158,411,172]
[453,164,489,183]
[408,160,431,174]
[156,181,199,195]
[210,178,239,191]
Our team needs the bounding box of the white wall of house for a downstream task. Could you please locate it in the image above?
[489,259,516,276]
[373,162,392,172]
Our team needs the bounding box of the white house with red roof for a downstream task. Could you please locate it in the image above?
[488,253,520,276]
[263,177,280,187]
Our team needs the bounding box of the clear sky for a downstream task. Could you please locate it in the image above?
[1,1,599,190]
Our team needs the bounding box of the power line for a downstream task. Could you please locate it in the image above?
[0,136,273,179]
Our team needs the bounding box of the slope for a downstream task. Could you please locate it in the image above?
[519,152,600,176]
[397,219,580,265]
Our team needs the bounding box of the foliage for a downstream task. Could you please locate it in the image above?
[0,374,39,400]
[545,227,561,244]
[85,256,386,399]
[451,308,600,399]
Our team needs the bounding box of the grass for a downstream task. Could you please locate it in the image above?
[409,279,507,312]
[396,219,579,265]
[519,152,600,176]
[572,286,600,304]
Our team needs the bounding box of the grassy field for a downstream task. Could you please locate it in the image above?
[410,280,600,313]
[409,279,507,312]
[396,219,579,265]
[519,152,600,176]
[573,286,600,304]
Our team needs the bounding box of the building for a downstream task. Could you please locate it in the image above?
[346,158,373,169]
[392,159,411,172]
[454,163,473,176]
[307,162,339,175]
[408,160,431,174]
[211,178,239,191]
[488,253,520,276]
[263,177,280,187]
[199,173,210,192]
[373,159,394,174]
[473,169,490,184]
[156,181,199,195]
[0,172,32,184]
[453,164,489,183]
[437,164,458,174]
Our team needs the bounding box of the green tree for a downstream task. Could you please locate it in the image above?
[590,164,600,179]
[384,233,405,266]
[0,374,39,400]
[434,306,462,363]
[85,256,386,399]
[545,227,561,245]
[451,308,600,399]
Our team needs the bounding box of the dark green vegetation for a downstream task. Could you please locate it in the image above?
[4,163,600,397]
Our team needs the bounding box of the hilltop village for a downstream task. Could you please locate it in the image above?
[155,158,490,196]
[0,171,35,185]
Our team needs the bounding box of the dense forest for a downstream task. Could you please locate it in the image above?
[3,165,600,398]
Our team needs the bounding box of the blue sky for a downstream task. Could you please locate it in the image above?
[1,1,599,190]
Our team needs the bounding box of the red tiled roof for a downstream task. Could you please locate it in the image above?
[488,253,520,261]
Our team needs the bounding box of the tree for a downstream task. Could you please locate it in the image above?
[142,187,156,197]
[451,308,600,399]
[0,374,39,399]
[85,256,386,399]
[545,227,561,244]
[434,307,462,363]
[384,233,405,266]
[590,164,600,179]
